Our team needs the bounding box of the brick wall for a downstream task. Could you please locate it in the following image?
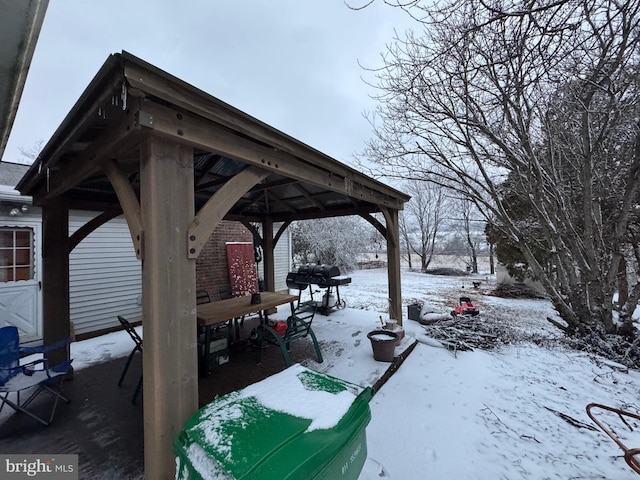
[195,220,253,299]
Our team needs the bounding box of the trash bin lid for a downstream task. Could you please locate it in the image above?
[175,364,372,480]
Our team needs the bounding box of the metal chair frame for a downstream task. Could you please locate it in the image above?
[586,402,640,474]
[0,326,73,426]
[256,302,323,367]
[117,316,143,404]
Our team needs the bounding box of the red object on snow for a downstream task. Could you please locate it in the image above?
[452,296,480,317]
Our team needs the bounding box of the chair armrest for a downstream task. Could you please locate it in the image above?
[50,359,73,375]
[0,360,44,379]
[20,337,71,356]
[0,365,25,376]
[20,344,43,355]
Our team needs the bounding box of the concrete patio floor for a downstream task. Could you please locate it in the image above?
[0,311,415,479]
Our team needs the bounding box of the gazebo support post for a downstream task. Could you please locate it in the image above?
[262,217,275,291]
[383,208,403,325]
[140,136,198,479]
[41,198,71,367]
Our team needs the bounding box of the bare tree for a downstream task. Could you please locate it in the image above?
[358,0,640,335]
[402,180,449,271]
[457,198,483,273]
[399,211,413,268]
[17,140,44,163]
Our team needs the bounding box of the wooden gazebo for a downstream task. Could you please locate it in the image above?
[17,51,410,478]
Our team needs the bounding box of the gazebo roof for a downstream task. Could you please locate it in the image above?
[17,51,409,221]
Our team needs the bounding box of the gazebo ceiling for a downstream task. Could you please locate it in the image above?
[17,51,409,223]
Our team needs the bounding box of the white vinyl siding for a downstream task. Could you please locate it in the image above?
[255,223,291,293]
[69,212,142,336]
[273,223,291,292]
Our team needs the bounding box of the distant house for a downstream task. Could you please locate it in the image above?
[0,161,291,344]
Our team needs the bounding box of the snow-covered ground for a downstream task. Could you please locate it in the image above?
[71,268,640,479]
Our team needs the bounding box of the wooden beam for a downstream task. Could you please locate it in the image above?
[140,135,197,480]
[238,219,277,291]
[240,220,261,244]
[235,189,295,218]
[102,159,144,259]
[123,58,410,205]
[18,71,125,194]
[248,177,299,192]
[360,212,388,238]
[274,220,292,247]
[381,207,403,325]
[265,190,296,214]
[137,100,405,210]
[223,205,381,224]
[188,166,269,258]
[268,204,383,223]
[194,153,223,187]
[30,111,140,205]
[195,176,227,192]
[293,183,326,211]
[68,209,123,253]
[262,218,275,292]
[233,190,267,215]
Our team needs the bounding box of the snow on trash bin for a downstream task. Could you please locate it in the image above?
[174,364,373,480]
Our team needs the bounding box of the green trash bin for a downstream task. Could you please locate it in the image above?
[174,364,373,480]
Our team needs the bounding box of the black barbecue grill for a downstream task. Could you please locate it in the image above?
[286,264,351,314]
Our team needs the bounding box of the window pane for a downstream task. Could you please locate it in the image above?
[0,268,13,282]
[0,250,13,266]
[0,228,34,281]
[15,231,31,248]
[15,249,31,266]
[14,267,31,281]
[0,231,13,248]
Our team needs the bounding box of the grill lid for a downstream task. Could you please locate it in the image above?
[296,264,341,278]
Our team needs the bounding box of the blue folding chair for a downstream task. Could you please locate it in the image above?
[0,326,73,426]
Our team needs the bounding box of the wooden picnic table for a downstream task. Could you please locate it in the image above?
[197,292,297,327]
[197,292,298,377]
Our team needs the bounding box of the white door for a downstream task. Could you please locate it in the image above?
[0,223,41,344]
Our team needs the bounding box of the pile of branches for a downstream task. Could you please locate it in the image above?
[420,316,517,353]
[490,282,545,299]
[562,326,640,370]
[425,267,469,276]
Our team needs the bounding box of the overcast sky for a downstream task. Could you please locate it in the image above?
[5,1,417,168]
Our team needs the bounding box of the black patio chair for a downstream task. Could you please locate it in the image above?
[255,302,323,367]
[195,290,228,375]
[0,325,73,426]
[196,290,211,305]
[117,316,143,404]
[218,285,241,300]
